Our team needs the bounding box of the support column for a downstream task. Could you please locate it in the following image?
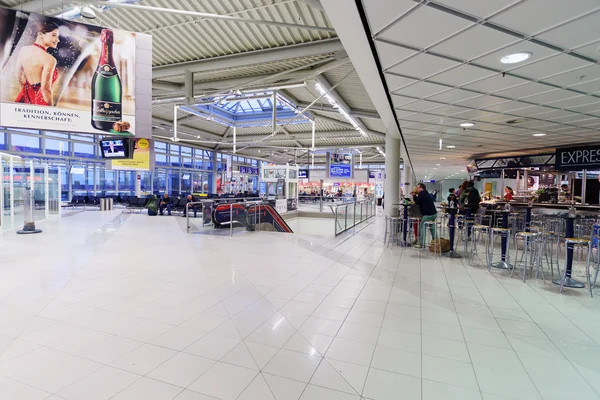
[211,152,218,195]
[404,164,412,196]
[384,134,400,218]
[135,173,141,197]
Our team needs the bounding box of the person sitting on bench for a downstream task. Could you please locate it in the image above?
[182,194,197,217]
[159,193,173,215]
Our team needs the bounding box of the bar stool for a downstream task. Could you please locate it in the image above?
[407,217,421,245]
[489,227,512,271]
[463,218,475,253]
[438,213,449,238]
[509,213,524,237]
[469,225,491,267]
[422,220,441,258]
[560,238,593,297]
[386,216,402,246]
[540,231,561,279]
[512,232,543,283]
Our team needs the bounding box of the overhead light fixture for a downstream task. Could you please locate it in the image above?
[80,5,97,19]
[446,145,456,149]
[500,52,531,64]
[460,122,474,128]
[436,164,441,167]
[314,82,367,138]
[533,133,546,137]
[461,170,466,172]
[440,157,446,160]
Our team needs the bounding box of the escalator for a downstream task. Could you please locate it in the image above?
[246,204,293,233]
[212,202,293,233]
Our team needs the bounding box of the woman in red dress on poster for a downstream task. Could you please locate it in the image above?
[14,20,60,106]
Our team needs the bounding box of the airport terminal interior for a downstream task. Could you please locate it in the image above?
[1,0,600,399]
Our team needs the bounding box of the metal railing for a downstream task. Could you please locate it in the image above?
[186,199,264,236]
[329,198,376,236]
[299,195,373,212]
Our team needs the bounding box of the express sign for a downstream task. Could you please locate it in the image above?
[556,145,600,170]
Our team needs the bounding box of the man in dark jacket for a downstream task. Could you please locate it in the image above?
[413,183,437,248]
[182,194,198,217]
[159,193,172,215]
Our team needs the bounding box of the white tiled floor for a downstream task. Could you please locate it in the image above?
[1,209,600,399]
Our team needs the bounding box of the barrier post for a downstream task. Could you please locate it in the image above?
[186,203,190,233]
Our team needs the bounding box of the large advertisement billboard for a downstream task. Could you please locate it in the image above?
[328,152,353,179]
[0,8,136,135]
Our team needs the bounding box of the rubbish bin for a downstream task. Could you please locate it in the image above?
[107,198,114,210]
[100,198,107,211]
[377,198,382,206]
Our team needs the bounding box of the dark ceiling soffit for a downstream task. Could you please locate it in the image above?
[354,0,414,174]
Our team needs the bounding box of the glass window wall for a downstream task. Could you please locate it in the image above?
[0,128,261,199]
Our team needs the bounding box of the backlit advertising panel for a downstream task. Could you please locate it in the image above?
[328,152,353,179]
[0,8,136,135]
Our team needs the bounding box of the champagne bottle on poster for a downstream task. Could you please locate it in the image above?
[91,29,122,131]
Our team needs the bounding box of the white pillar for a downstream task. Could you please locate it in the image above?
[384,134,400,218]
[211,152,217,194]
[135,173,141,197]
[404,164,412,196]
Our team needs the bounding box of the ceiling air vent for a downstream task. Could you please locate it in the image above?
[506,118,528,125]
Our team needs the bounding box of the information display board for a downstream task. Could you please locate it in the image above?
[328,152,353,179]
[239,166,259,175]
[0,8,137,135]
[111,138,151,171]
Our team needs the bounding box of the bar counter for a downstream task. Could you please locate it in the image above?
[481,202,600,213]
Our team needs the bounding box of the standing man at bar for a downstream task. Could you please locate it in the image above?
[413,183,437,248]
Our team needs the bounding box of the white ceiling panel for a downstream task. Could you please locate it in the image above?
[536,10,600,50]
[518,89,574,104]
[453,95,510,109]
[492,83,557,99]
[387,52,460,77]
[542,64,600,88]
[363,0,417,35]
[569,102,600,114]
[545,95,599,109]
[507,105,549,117]
[391,94,419,107]
[434,0,521,18]
[430,104,472,116]
[429,65,496,86]
[490,0,600,36]
[510,55,593,80]
[384,73,418,92]
[399,100,448,112]
[484,100,532,113]
[431,24,519,61]
[571,41,600,61]
[374,40,418,70]
[461,74,528,94]
[379,5,473,49]
[569,79,600,95]
[473,40,559,70]
[393,82,450,98]
[427,89,481,104]
[449,109,496,120]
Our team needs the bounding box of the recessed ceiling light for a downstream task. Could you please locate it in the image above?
[440,157,446,160]
[460,122,474,127]
[501,52,531,64]
[433,168,438,170]
[461,170,466,172]
[446,145,456,149]
[436,164,441,166]
[533,133,546,137]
